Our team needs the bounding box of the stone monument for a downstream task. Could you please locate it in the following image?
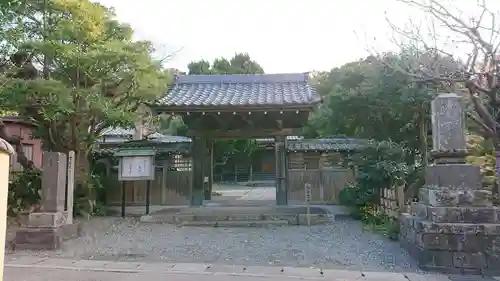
[15,151,81,250]
[399,93,500,274]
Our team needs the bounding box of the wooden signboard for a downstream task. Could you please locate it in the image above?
[115,149,155,181]
[114,148,155,217]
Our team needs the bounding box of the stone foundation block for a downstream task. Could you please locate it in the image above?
[297,214,328,225]
[425,164,481,189]
[400,213,500,274]
[15,222,81,250]
[419,187,492,207]
[411,204,500,223]
[26,212,67,228]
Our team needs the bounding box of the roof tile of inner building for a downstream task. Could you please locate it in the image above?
[287,138,367,152]
[157,73,321,108]
[100,128,192,144]
[101,127,134,137]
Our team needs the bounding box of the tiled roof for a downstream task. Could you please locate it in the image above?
[146,132,165,139]
[287,138,367,152]
[157,73,321,108]
[101,127,134,136]
[147,133,192,143]
[256,136,304,142]
[99,128,191,144]
[94,139,191,155]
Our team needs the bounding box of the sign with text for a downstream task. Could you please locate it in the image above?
[304,183,312,203]
[116,149,155,181]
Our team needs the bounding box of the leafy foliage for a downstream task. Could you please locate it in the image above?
[7,169,41,216]
[338,141,415,240]
[307,54,433,162]
[307,55,433,206]
[339,141,412,216]
[305,55,433,238]
[188,53,264,75]
[466,134,497,193]
[1,0,170,215]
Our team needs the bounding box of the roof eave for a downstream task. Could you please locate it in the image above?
[150,103,320,114]
[0,117,36,127]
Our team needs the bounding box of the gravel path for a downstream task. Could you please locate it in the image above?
[7,216,419,273]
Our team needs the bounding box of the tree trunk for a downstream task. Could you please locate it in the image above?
[74,143,93,217]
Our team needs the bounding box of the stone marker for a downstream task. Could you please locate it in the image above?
[430,93,466,152]
[15,151,81,250]
[399,93,500,275]
[40,152,67,212]
[66,151,75,224]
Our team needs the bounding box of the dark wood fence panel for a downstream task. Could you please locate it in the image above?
[288,168,354,204]
[163,170,191,205]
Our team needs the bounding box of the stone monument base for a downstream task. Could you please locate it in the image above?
[400,212,500,275]
[14,212,81,250]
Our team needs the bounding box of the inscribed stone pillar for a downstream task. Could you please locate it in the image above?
[399,93,500,275]
[41,152,67,212]
[430,93,466,152]
[15,151,81,250]
[65,151,75,224]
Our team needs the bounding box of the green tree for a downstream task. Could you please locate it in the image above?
[305,54,436,200]
[188,53,264,75]
[0,0,170,214]
[308,54,433,163]
[0,0,22,12]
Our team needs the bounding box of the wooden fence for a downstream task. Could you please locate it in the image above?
[287,167,354,204]
[106,169,192,207]
[377,186,406,218]
[161,170,191,205]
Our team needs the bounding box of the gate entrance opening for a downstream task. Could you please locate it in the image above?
[152,73,321,206]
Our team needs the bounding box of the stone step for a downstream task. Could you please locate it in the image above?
[179,220,290,227]
[180,214,298,221]
[141,213,331,225]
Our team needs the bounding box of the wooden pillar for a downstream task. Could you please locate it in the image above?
[249,164,253,182]
[191,137,205,206]
[161,159,168,205]
[275,135,288,205]
[204,140,213,200]
[234,164,237,182]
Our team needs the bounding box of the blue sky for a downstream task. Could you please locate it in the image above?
[95,0,497,73]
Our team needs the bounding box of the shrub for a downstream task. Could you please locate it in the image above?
[8,168,42,216]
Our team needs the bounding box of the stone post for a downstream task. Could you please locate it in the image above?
[40,152,67,212]
[399,93,500,274]
[15,151,81,250]
[0,138,15,281]
[66,151,75,224]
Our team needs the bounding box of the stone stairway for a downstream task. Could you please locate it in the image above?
[140,206,337,227]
